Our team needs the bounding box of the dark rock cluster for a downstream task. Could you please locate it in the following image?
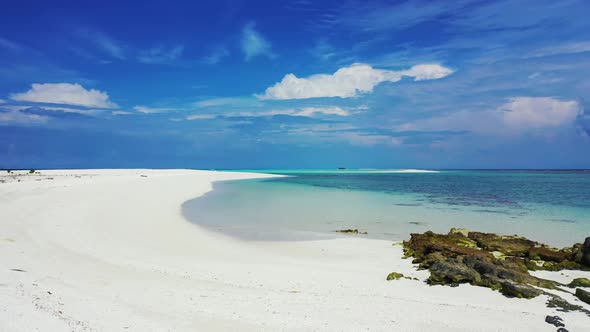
[402,229,590,303]
[335,229,368,235]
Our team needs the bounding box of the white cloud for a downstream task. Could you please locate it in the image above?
[241,22,275,61]
[501,97,579,129]
[138,45,184,64]
[401,64,454,81]
[0,110,48,124]
[528,41,590,58]
[194,97,263,108]
[295,106,351,116]
[258,63,453,100]
[402,97,580,135]
[185,114,218,120]
[0,99,5,103]
[29,106,103,115]
[247,107,351,117]
[133,106,177,114]
[10,83,117,108]
[112,111,133,115]
[2,105,104,116]
[184,106,355,120]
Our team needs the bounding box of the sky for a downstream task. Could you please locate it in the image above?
[1,0,590,169]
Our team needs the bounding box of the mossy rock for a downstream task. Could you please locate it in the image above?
[403,228,589,313]
[576,288,590,305]
[467,232,536,257]
[386,272,405,281]
[568,278,590,288]
[546,295,588,313]
[499,281,542,299]
[428,259,481,285]
[528,246,571,263]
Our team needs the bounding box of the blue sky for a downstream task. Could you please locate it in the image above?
[1,0,590,169]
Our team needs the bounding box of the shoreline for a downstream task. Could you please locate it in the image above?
[181,174,587,248]
[1,169,589,331]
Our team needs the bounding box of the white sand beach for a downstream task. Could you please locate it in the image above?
[1,169,589,331]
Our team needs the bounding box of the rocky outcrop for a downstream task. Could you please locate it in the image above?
[576,288,590,305]
[500,281,542,299]
[568,278,590,288]
[402,229,590,300]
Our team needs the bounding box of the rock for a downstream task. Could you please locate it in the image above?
[546,294,588,313]
[582,237,590,266]
[403,231,483,263]
[575,288,590,305]
[386,272,405,280]
[568,277,590,288]
[467,232,536,257]
[557,328,569,332]
[544,315,565,327]
[528,246,571,263]
[402,229,590,311]
[449,228,470,237]
[428,259,481,285]
[335,229,367,235]
[500,281,542,299]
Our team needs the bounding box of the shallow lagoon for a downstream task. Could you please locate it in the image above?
[183,170,590,247]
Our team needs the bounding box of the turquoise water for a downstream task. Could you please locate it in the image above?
[182,170,590,247]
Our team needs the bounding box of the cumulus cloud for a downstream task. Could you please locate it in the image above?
[403,97,580,135]
[257,63,453,100]
[241,22,275,61]
[138,45,184,64]
[10,83,117,108]
[501,97,579,129]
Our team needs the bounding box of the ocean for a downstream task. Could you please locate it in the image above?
[182,170,590,247]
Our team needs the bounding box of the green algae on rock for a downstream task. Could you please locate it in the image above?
[569,278,590,288]
[401,229,590,300]
[386,272,406,281]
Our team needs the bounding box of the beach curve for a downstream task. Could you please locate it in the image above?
[1,169,588,331]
